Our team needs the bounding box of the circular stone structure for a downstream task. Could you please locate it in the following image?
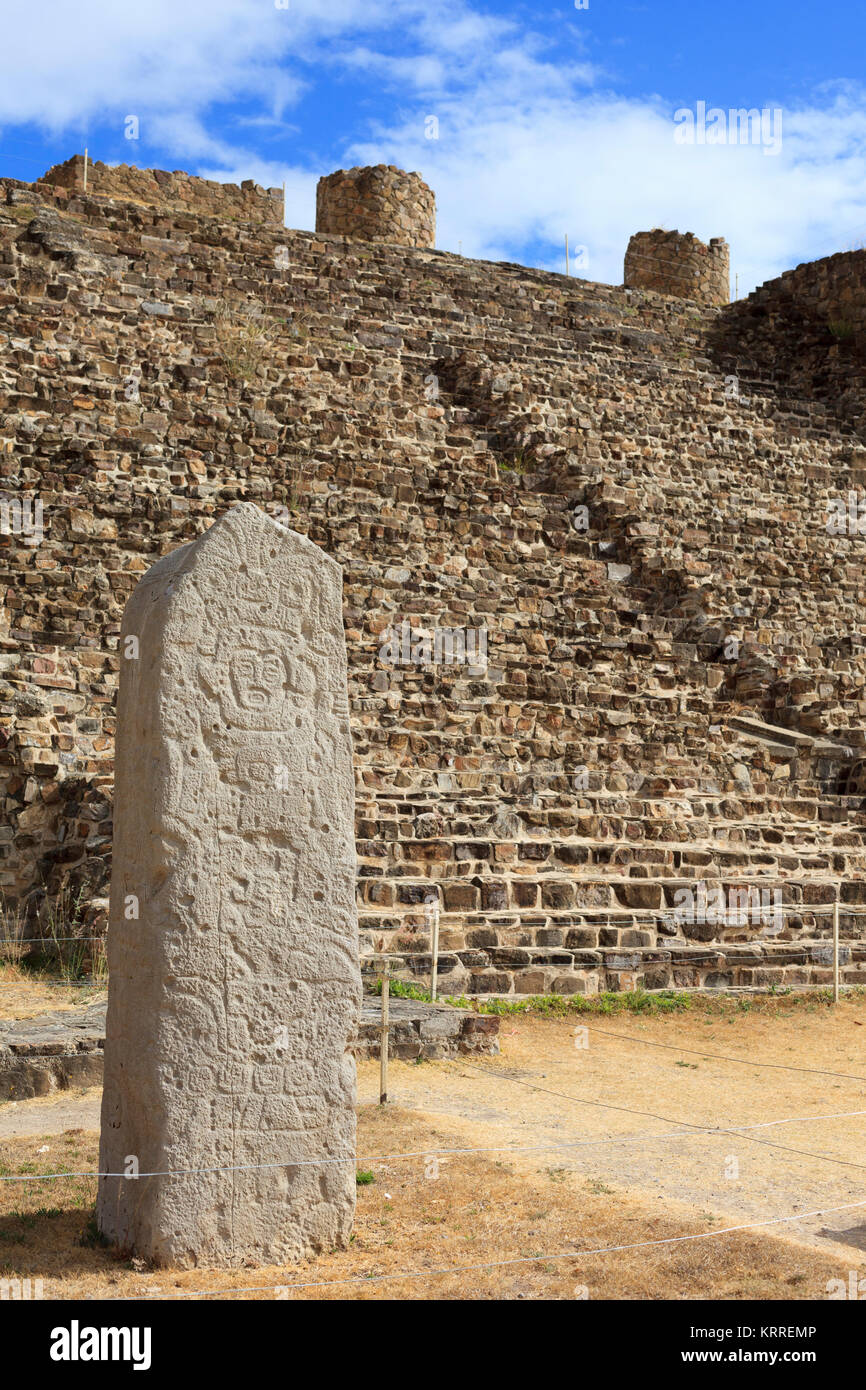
[624,230,729,306]
[316,165,435,249]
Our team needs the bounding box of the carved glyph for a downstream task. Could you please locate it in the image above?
[97,502,360,1268]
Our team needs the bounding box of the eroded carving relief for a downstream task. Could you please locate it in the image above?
[97,502,360,1268]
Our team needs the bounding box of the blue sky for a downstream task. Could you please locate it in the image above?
[1,0,864,293]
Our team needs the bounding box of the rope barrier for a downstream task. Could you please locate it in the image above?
[450,1057,866,1173]
[121,1194,866,1299]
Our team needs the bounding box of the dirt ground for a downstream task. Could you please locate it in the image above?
[370,1001,866,1260]
[1,992,864,1300]
[0,972,106,1021]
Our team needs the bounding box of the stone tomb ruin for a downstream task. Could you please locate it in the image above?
[97,503,361,1268]
[4,156,866,999]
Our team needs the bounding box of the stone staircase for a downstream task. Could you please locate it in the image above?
[1,174,866,993]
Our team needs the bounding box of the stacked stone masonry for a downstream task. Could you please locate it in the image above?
[2,164,866,997]
[710,249,866,434]
[0,997,499,1102]
[316,166,435,248]
[624,230,730,306]
[39,156,284,227]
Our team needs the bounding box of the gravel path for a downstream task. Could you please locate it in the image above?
[0,1087,102,1138]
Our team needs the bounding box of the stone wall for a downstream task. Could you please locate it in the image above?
[38,156,284,225]
[1,164,865,996]
[709,249,866,433]
[624,229,729,305]
[316,165,435,248]
[0,996,499,1102]
[765,250,866,335]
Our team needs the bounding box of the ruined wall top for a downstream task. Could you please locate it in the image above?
[624,229,730,306]
[315,165,436,249]
[754,248,866,336]
[3,157,866,999]
[38,155,284,226]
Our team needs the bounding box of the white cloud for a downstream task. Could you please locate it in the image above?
[347,84,866,294]
[0,0,437,133]
[1,2,865,293]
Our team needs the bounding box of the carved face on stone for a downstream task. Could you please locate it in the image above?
[229,647,285,713]
[99,503,360,1269]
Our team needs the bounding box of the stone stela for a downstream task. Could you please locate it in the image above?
[97,502,361,1268]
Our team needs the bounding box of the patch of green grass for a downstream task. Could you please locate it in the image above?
[442,989,694,1018]
[3,204,36,223]
[78,1215,111,1249]
[0,1206,60,1240]
[355,1170,376,1186]
[545,1167,569,1184]
[368,977,433,1003]
[439,985,866,1022]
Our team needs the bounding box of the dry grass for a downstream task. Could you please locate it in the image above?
[0,1105,859,1302]
[2,985,865,1299]
[212,298,289,381]
[386,1006,866,1257]
[0,894,28,968]
[462,984,866,1021]
[0,876,106,991]
[0,973,105,1020]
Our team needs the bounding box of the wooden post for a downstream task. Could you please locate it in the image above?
[565,234,569,276]
[379,962,389,1105]
[833,891,840,1004]
[83,148,88,193]
[429,898,440,1002]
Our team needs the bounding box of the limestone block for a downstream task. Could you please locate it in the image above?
[97,502,360,1268]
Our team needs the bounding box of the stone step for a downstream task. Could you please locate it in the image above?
[0,995,500,1100]
[367,939,866,997]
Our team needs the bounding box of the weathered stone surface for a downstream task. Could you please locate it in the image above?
[2,160,866,1001]
[97,502,360,1268]
[0,1002,106,1100]
[316,165,435,247]
[0,995,498,1098]
[624,229,729,304]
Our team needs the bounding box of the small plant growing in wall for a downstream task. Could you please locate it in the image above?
[287,458,312,514]
[212,298,283,381]
[274,423,313,516]
[828,318,856,343]
[497,447,532,475]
